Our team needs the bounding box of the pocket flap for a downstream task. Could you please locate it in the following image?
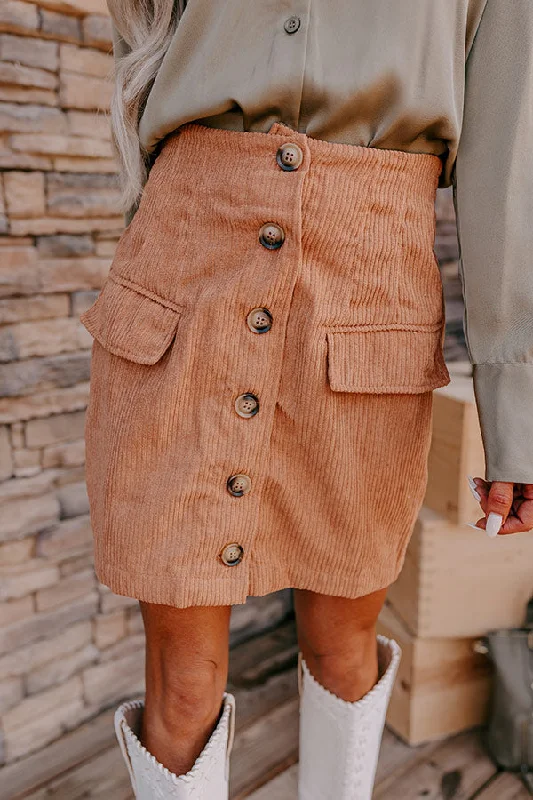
[79,273,183,365]
[326,324,451,394]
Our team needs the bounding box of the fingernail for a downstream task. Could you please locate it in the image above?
[466,522,482,530]
[486,512,503,538]
[467,475,481,502]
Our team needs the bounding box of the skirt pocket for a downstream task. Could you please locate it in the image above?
[325,321,450,394]
[79,271,184,365]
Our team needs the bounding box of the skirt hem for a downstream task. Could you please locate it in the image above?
[95,559,402,609]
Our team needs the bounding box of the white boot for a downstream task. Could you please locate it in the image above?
[114,692,235,799]
[298,635,401,800]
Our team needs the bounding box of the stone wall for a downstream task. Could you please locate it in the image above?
[0,0,125,770]
[0,0,294,775]
[0,0,463,781]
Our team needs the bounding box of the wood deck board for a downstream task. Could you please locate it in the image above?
[4,710,118,800]
[8,620,526,800]
[374,732,495,800]
[473,771,530,799]
[230,696,299,799]
[246,764,299,799]
[22,749,133,800]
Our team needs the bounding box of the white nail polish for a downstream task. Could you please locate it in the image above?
[486,512,503,538]
[467,475,481,502]
[466,522,482,530]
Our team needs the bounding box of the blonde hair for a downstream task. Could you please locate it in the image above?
[106,0,187,217]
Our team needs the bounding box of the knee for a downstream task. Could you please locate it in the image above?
[303,633,379,702]
[306,625,377,679]
[295,589,387,688]
[147,652,225,735]
[297,603,381,701]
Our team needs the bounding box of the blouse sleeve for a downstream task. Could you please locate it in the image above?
[452,0,533,483]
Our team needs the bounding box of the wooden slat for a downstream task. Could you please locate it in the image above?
[374,727,436,787]
[230,697,299,799]
[231,668,298,733]
[22,748,133,800]
[246,763,298,799]
[474,771,530,799]
[228,618,298,688]
[3,709,118,800]
[374,737,444,797]
[429,729,496,785]
[228,618,298,733]
[375,730,497,800]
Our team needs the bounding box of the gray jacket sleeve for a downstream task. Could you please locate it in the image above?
[452,0,533,483]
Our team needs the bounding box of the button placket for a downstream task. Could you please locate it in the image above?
[222,131,308,573]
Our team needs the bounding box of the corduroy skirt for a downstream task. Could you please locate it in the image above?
[80,121,451,608]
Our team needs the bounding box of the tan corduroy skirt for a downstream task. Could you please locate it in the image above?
[80,121,450,608]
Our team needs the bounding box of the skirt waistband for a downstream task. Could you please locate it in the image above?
[158,120,443,205]
[115,117,445,331]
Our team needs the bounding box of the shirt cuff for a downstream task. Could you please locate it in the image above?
[473,363,533,484]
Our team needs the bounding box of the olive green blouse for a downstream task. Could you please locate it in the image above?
[112,0,533,484]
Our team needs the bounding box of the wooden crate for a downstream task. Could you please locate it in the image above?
[376,603,492,746]
[387,506,533,638]
[423,369,485,525]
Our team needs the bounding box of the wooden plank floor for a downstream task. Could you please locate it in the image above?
[9,618,531,800]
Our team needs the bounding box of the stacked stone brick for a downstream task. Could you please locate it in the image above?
[0,0,145,771]
[0,0,463,786]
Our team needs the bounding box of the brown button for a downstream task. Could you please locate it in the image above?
[235,393,259,418]
[227,473,252,497]
[284,16,301,34]
[247,307,273,333]
[276,143,303,171]
[220,542,244,566]
[259,223,285,250]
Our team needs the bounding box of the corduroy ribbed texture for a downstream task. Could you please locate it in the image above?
[80,121,450,608]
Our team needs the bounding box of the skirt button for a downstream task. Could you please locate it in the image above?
[220,542,244,566]
[276,143,303,171]
[235,393,259,418]
[259,223,285,250]
[246,307,273,333]
[227,473,252,497]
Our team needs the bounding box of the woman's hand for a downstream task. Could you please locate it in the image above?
[467,477,533,536]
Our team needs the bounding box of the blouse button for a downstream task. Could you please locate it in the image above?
[277,143,304,171]
[220,542,244,566]
[235,393,259,418]
[227,473,252,497]
[259,222,285,250]
[284,16,301,34]
[246,307,273,333]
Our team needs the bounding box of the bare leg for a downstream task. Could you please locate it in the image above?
[139,601,232,776]
[295,588,400,800]
[293,587,388,701]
